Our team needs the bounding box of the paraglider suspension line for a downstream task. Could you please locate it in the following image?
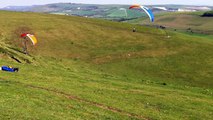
[23,38,28,54]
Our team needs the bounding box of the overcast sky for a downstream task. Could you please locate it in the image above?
[1,0,213,8]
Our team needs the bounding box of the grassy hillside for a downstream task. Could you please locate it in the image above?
[0,10,213,120]
[128,12,213,35]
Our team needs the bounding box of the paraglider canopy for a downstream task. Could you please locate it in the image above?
[20,33,38,45]
[129,5,154,22]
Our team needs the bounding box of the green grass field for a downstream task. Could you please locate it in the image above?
[128,12,213,35]
[107,9,146,19]
[0,10,213,120]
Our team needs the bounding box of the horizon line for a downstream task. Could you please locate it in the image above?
[1,2,213,8]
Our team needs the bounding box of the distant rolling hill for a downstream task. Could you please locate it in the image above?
[1,3,146,20]
[1,3,212,21]
[128,12,213,35]
[1,6,32,11]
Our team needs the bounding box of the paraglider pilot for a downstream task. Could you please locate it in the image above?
[20,33,38,55]
[133,28,136,32]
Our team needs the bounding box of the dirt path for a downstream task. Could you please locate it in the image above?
[26,84,149,120]
[0,79,149,119]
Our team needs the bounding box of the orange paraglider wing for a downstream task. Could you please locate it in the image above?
[129,5,141,9]
[27,34,37,45]
[21,33,38,45]
[129,5,154,22]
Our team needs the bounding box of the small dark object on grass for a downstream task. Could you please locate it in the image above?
[187,28,191,31]
[160,25,166,29]
[162,83,167,86]
[13,68,19,72]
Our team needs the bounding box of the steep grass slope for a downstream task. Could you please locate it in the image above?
[0,11,213,120]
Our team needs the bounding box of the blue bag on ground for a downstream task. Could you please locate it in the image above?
[1,66,19,72]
